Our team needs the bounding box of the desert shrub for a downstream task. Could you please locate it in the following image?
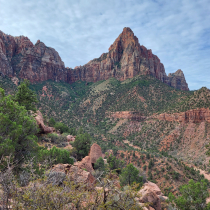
[55,122,69,134]
[107,154,125,172]
[169,179,210,210]
[48,117,56,127]
[38,146,73,165]
[94,157,105,171]
[72,133,91,161]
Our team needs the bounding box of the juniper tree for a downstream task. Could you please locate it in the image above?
[0,88,39,166]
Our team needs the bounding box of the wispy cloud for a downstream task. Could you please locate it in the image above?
[0,0,209,90]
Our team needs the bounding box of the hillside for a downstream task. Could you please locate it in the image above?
[1,26,210,209]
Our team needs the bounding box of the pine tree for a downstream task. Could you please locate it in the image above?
[0,88,38,166]
[13,79,38,112]
[73,133,91,160]
[120,163,143,187]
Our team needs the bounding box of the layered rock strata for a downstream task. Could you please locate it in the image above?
[153,108,210,123]
[0,28,189,90]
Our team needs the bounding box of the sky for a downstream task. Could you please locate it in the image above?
[0,0,209,90]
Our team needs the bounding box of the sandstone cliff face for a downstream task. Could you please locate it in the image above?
[168,69,189,91]
[0,28,189,90]
[153,108,210,123]
[67,27,189,90]
[0,30,67,83]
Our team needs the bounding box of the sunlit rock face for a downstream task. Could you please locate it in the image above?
[0,28,189,90]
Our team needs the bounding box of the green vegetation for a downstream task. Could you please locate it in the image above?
[72,133,91,160]
[54,122,69,134]
[48,117,56,127]
[94,157,105,171]
[0,87,38,167]
[169,179,210,210]
[13,79,38,112]
[1,74,210,209]
[38,146,73,165]
[120,163,143,187]
[107,154,125,172]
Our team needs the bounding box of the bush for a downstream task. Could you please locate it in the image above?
[72,133,91,161]
[38,146,73,165]
[55,122,69,134]
[94,157,105,171]
[107,154,125,172]
[169,179,210,210]
[48,117,56,127]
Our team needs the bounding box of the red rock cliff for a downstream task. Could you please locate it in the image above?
[0,30,67,83]
[0,28,189,90]
[153,108,210,123]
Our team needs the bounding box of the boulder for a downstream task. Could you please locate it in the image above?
[69,165,95,186]
[89,143,103,164]
[35,110,54,134]
[51,164,95,186]
[74,156,94,173]
[142,181,162,196]
[138,181,162,210]
[67,135,75,142]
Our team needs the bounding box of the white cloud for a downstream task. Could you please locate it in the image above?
[0,0,210,90]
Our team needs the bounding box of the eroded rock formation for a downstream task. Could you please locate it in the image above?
[0,30,66,83]
[0,28,189,90]
[74,156,94,173]
[35,110,55,134]
[137,181,164,210]
[153,108,210,123]
[89,143,103,164]
[51,164,95,186]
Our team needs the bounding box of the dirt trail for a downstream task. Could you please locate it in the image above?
[123,140,141,150]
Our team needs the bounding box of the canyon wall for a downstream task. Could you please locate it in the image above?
[153,108,210,123]
[0,28,189,90]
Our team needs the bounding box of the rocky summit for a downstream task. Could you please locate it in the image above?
[0,27,189,90]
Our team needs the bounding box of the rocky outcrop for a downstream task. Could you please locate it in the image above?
[51,164,95,186]
[35,110,55,134]
[74,156,94,173]
[0,30,67,83]
[168,69,189,91]
[89,143,103,164]
[138,181,162,210]
[66,135,75,142]
[0,28,188,90]
[68,27,189,90]
[153,108,210,123]
[106,111,146,120]
[75,143,103,172]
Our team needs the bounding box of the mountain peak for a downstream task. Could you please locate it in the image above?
[122,27,133,33]
[108,27,139,52]
[174,69,184,76]
[0,28,189,91]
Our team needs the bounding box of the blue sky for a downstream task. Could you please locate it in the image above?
[0,0,209,90]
